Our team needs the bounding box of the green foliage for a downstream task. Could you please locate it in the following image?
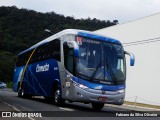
[0,6,118,82]
[6,81,13,88]
[0,50,16,82]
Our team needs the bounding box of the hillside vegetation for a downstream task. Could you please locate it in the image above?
[0,6,118,82]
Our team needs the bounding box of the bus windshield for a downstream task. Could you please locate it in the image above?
[76,37,126,85]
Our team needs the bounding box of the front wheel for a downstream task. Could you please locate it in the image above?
[53,88,65,106]
[92,103,104,111]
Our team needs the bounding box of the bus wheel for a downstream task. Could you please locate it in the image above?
[21,88,25,97]
[18,88,25,97]
[18,85,29,98]
[91,103,104,111]
[18,88,22,97]
[53,88,65,106]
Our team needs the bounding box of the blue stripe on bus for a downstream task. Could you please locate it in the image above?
[13,59,60,96]
[72,77,125,91]
[25,65,47,96]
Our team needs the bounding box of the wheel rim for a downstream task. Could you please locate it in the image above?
[54,89,60,103]
[21,89,24,96]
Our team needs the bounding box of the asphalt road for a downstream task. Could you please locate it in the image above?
[0,88,159,120]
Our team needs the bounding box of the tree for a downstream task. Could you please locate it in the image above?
[0,6,119,82]
[113,20,119,25]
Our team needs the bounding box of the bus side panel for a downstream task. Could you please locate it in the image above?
[23,59,60,96]
[12,66,24,92]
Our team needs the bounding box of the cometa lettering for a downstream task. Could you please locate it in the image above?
[36,63,49,72]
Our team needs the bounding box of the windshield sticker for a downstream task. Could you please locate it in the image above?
[77,37,83,45]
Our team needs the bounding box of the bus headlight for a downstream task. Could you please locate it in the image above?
[117,89,125,93]
[73,82,88,89]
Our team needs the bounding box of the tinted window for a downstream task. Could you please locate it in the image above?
[16,39,61,67]
[63,42,74,73]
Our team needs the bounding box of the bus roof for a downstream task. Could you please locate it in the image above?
[18,29,122,56]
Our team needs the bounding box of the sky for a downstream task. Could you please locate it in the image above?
[0,0,160,24]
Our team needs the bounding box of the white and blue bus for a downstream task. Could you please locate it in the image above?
[13,29,135,110]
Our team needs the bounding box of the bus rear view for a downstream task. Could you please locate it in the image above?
[13,29,135,110]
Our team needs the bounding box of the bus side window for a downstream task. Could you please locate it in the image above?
[35,44,46,62]
[63,42,74,73]
[50,39,61,61]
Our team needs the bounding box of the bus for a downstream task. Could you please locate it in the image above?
[12,29,135,110]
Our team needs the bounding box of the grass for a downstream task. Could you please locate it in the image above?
[124,101,160,110]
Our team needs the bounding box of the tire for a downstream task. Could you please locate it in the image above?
[18,87,24,97]
[53,88,65,106]
[18,88,21,97]
[18,82,22,97]
[17,85,30,98]
[92,103,104,111]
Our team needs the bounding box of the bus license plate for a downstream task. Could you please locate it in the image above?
[98,97,107,101]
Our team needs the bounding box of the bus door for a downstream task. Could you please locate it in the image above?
[63,42,74,99]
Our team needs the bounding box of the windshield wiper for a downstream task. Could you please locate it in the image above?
[107,65,116,81]
[105,57,117,81]
[90,62,101,81]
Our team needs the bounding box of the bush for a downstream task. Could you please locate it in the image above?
[6,81,13,88]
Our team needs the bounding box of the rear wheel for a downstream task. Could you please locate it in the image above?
[18,88,22,97]
[18,87,25,97]
[18,82,23,97]
[92,103,104,111]
[18,84,31,98]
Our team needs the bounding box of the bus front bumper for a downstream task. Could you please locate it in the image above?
[71,83,125,105]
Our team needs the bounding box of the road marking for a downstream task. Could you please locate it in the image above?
[0,99,13,108]
[59,107,74,111]
[28,116,35,120]
[0,98,35,120]
[12,105,21,112]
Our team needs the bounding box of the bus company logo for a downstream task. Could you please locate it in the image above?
[36,63,49,72]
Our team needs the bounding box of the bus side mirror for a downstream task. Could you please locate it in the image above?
[125,51,135,66]
[67,41,79,57]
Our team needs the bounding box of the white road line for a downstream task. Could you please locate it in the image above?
[28,116,36,120]
[0,98,35,120]
[12,105,21,112]
[0,99,13,107]
[59,107,74,111]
